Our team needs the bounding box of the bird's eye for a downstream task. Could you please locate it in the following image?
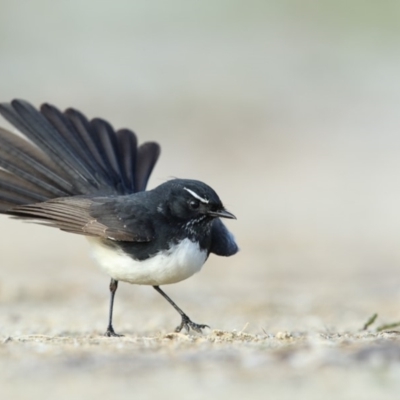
[189,200,200,210]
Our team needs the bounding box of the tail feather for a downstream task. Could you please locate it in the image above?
[136,142,161,192]
[0,128,72,196]
[0,170,50,210]
[0,195,26,209]
[0,148,69,198]
[90,118,125,190]
[0,170,54,202]
[116,129,137,193]
[0,99,161,212]
[14,100,111,194]
[0,126,64,176]
[0,101,91,192]
[63,107,116,187]
[40,103,105,189]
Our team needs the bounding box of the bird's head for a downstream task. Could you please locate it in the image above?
[157,179,236,223]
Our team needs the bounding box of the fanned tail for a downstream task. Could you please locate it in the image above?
[0,99,161,212]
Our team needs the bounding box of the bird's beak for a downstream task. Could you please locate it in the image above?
[207,209,236,219]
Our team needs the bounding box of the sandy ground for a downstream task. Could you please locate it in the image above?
[2,1,400,399]
[3,330,400,400]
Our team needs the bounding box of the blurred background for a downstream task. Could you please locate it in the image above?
[1,0,400,398]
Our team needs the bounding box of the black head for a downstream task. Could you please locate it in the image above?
[155,179,235,222]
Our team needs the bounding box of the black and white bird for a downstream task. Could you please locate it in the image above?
[0,99,238,336]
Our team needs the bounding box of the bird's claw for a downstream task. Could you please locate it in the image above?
[104,326,124,337]
[175,316,210,333]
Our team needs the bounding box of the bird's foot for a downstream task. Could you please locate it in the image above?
[175,315,210,333]
[104,326,124,337]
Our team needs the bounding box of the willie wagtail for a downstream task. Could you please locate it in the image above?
[0,99,238,336]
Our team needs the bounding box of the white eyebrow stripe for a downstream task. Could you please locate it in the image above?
[183,187,209,204]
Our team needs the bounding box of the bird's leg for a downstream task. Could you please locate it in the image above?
[153,286,209,333]
[104,279,123,337]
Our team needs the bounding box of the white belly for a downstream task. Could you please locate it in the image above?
[87,237,208,285]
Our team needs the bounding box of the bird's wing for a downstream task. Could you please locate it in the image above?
[209,219,239,256]
[10,195,155,242]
